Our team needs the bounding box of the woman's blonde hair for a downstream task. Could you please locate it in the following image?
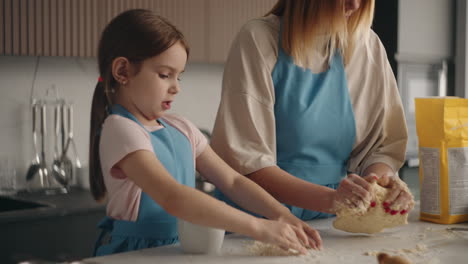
[267,0,374,67]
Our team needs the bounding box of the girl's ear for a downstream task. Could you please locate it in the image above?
[111,57,130,85]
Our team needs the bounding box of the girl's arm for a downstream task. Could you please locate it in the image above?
[196,146,322,249]
[116,149,309,253]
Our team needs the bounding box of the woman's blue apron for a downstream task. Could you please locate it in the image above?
[215,21,356,221]
[94,104,195,256]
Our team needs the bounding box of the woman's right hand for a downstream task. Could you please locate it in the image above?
[332,173,376,211]
[251,218,309,255]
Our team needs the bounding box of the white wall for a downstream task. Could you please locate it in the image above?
[0,56,223,189]
[398,0,454,58]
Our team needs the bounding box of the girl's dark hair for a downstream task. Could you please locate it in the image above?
[89,9,189,202]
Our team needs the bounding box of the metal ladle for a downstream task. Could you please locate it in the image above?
[67,104,81,180]
[26,104,40,181]
[61,103,74,189]
[51,103,68,187]
[38,104,49,188]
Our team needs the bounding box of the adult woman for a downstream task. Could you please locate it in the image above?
[211,0,414,220]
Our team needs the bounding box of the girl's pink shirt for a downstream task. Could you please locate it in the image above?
[99,113,208,221]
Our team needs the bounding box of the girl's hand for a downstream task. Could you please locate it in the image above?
[252,219,309,255]
[276,214,323,250]
[375,173,415,215]
[333,173,374,211]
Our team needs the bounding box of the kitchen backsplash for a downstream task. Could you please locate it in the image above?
[0,56,223,189]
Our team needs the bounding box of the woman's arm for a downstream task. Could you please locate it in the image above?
[362,162,394,178]
[355,33,407,179]
[116,149,309,253]
[196,146,322,249]
[247,166,374,214]
[247,166,336,214]
[357,34,413,214]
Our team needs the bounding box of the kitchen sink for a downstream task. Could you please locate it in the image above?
[0,196,50,213]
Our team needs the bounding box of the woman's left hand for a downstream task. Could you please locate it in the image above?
[363,163,415,215]
[376,174,414,215]
[276,213,323,251]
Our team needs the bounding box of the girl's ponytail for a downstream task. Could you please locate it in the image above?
[89,79,110,202]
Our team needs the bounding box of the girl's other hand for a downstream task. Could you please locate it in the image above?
[277,214,323,250]
[252,219,309,255]
[333,173,373,210]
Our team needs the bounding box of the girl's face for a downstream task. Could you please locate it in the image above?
[345,0,361,18]
[126,41,187,124]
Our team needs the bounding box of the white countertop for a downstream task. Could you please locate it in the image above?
[84,204,468,264]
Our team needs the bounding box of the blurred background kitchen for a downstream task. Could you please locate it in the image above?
[0,0,466,263]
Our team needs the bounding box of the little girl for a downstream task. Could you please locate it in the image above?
[89,9,322,256]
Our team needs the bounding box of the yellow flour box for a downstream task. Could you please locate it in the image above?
[415,97,468,224]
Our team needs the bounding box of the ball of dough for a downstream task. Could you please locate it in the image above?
[333,182,409,234]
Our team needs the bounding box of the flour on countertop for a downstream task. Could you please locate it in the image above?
[244,241,330,261]
[246,241,299,256]
[363,250,380,256]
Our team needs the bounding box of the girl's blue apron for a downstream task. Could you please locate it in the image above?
[215,20,356,221]
[94,104,195,256]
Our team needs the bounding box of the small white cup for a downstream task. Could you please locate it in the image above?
[177,219,225,254]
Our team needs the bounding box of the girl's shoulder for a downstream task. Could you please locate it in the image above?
[162,114,208,155]
[103,113,142,128]
[161,113,198,133]
[101,114,149,139]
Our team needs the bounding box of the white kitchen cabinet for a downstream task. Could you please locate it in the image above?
[397,0,454,60]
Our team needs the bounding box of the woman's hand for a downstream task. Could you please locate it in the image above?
[276,214,323,250]
[374,173,414,215]
[252,218,309,254]
[333,173,375,211]
[363,163,414,215]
